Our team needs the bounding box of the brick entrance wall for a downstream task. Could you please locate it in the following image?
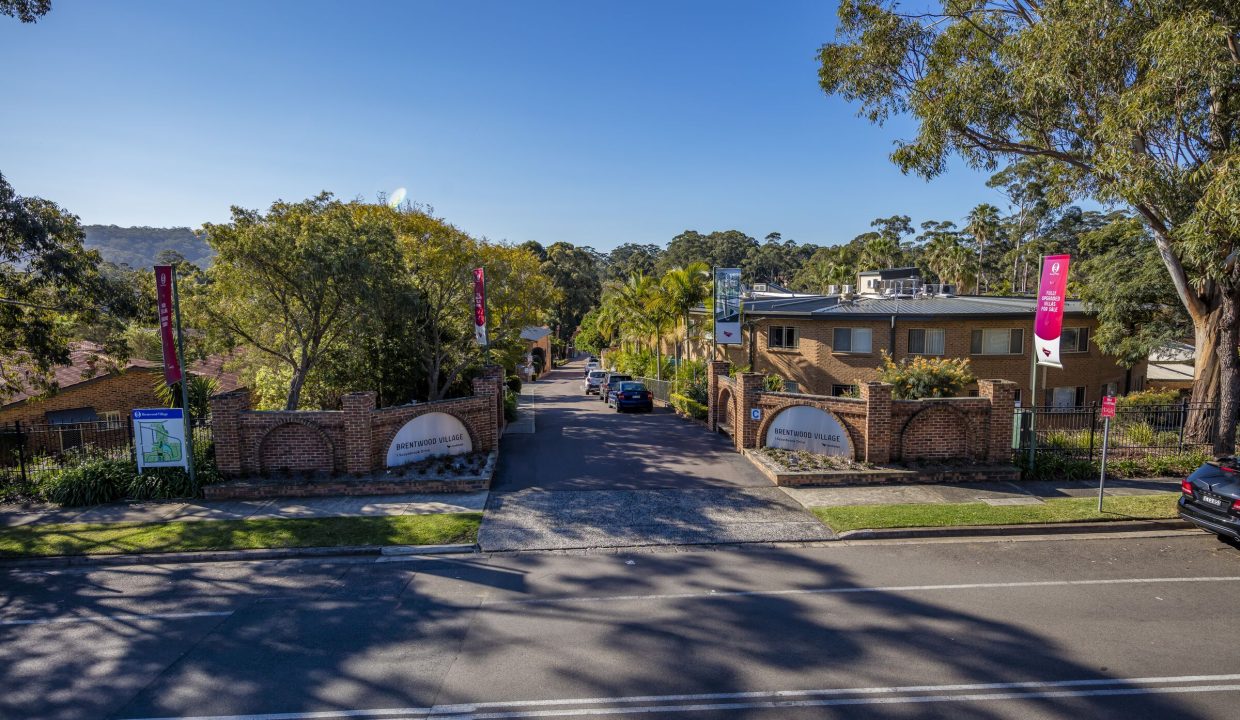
[210,366,505,477]
[708,371,1016,464]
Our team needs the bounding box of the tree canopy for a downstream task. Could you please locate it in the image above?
[819,0,1240,450]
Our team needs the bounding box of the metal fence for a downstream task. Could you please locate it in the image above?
[1013,402,1217,460]
[634,377,673,403]
[0,418,213,499]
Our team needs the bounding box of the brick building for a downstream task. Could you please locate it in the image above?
[694,287,1145,407]
[1,342,242,453]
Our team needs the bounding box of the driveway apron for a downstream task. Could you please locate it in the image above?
[479,363,832,550]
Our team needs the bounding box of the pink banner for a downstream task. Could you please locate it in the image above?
[472,267,488,346]
[1034,254,1071,368]
[154,265,183,384]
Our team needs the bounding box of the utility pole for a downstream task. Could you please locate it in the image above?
[171,268,197,493]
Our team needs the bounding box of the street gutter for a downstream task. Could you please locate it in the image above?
[0,543,479,570]
[836,518,1194,541]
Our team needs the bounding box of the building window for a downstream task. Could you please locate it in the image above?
[832,384,859,398]
[768,326,799,350]
[783,380,800,393]
[1101,382,1118,398]
[1013,388,1022,407]
[908,328,945,355]
[1061,326,1090,352]
[832,327,873,353]
[1047,386,1087,408]
[970,328,1023,355]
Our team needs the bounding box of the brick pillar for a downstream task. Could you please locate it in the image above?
[473,365,505,447]
[208,388,251,477]
[707,360,729,431]
[979,379,1017,463]
[860,381,892,464]
[341,391,377,474]
[736,372,766,450]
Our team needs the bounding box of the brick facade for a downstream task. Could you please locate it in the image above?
[0,367,165,427]
[710,372,1018,465]
[703,314,1143,407]
[209,366,506,478]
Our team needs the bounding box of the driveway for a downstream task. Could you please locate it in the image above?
[478,361,831,550]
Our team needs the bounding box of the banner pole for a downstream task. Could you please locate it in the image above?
[171,268,197,494]
[1027,254,1043,472]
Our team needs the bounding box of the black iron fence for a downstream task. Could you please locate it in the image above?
[0,418,213,499]
[1013,402,1217,460]
[634,376,673,403]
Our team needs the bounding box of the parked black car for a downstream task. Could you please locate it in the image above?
[1179,457,1240,541]
[599,372,632,402]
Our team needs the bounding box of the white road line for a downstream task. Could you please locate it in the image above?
[484,575,1240,606]
[123,674,1240,720]
[0,610,233,627]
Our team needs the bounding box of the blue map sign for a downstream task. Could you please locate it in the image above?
[132,408,188,471]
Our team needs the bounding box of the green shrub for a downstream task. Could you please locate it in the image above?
[40,458,132,506]
[125,468,197,500]
[878,351,975,399]
[1117,388,1181,409]
[503,389,519,421]
[670,393,708,420]
[506,375,522,393]
[1016,449,1211,481]
[765,373,786,392]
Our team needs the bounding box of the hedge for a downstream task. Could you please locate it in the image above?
[670,393,708,421]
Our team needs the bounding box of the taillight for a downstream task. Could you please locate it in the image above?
[1232,499,1240,512]
[1181,479,1194,495]
[644,392,651,399]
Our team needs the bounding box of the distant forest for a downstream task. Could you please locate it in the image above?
[84,225,213,269]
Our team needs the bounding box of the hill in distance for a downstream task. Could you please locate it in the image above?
[84,225,214,269]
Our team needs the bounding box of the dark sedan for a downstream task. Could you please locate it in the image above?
[1179,457,1240,541]
[610,381,653,413]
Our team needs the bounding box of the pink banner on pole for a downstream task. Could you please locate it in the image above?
[154,265,183,384]
[473,267,488,346]
[1034,254,1071,368]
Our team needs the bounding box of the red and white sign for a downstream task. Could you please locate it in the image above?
[154,265,182,384]
[1034,254,1071,368]
[472,267,488,346]
[1101,396,1117,419]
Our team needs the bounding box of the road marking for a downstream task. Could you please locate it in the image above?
[123,674,1240,719]
[484,575,1240,606]
[0,610,232,627]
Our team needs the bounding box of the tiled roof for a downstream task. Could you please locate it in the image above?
[3,341,242,407]
[521,326,552,342]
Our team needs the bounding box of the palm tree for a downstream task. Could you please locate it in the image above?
[860,235,903,271]
[659,262,711,368]
[965,203,1001,293]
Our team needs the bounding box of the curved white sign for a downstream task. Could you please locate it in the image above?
[386,412,473,467]
[764,405,852,457]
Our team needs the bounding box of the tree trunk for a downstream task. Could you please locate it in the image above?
[1214,290,1240,456]
[286,364,308,410]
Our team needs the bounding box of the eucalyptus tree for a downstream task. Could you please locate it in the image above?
[819,0,1240,450]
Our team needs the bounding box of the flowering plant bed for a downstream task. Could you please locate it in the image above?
[758,448,872,472]
[385,451,490,479]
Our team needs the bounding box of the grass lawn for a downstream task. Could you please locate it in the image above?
[0,513,482,558]
[812,494,1180,533]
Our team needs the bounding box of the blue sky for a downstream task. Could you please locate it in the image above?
[0,0,1011,251]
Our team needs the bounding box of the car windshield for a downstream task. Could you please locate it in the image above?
[609,375,631,382]
[618,383,645,392]
[589,371,606,378]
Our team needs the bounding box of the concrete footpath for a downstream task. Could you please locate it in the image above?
[0,491,488,529]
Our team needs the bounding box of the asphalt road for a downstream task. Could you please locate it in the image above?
[479,363,830,550]
[4,532,1240,719]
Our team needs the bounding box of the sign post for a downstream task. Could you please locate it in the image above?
[1098,395,1116,511]
[154,265,196,492]
[713,268,742,351]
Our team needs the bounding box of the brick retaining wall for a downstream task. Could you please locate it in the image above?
[710,371,1017,465]
[210,366,506,478]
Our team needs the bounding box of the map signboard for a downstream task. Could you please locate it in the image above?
[132,408,188,471]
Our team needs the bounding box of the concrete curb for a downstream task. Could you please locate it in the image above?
[0,543,478,570]
[835,518,1194,541]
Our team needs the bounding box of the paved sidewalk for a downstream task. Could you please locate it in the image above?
[0,491,488,529]
[782,477,1180,509]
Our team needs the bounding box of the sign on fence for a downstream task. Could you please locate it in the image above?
[132,408,188,471]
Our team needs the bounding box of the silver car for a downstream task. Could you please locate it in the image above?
[583,370,607,395]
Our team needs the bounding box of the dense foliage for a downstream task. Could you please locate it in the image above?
[877,353,976,399]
